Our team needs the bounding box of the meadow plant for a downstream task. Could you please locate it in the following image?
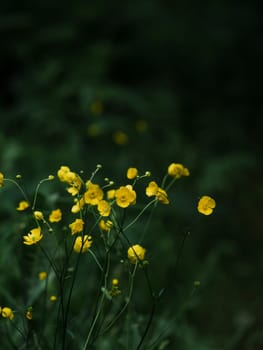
[0,164,215,349]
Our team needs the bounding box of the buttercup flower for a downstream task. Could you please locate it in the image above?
[128,244,146,264]
[26,309,32,320]
[57,166,82,195]
[197,196,216,215]
[71,197,85,213]
[115,185,136,208]
[99,219,113,231]
[38,271,47,280]
[34,211,44,220]
[107,189,116,200]
[84,182,104,205]
[1,307,14,320]
[50,295,57,302]
[16,200,30,211]
[23,227,43,245]
[168,163,190,178]
[113,131,128,145]
[97,200,111,217]
[0,172,4,187]
[69,218,84,235]
[73,235,92,253]
[49,209,62,222]
[126,167,138,180]
[146,181,169,204]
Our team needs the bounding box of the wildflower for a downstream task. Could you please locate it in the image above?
[49,209,62,222]
[73,235,92,253]
[97,200,111,217]
[110,278,121,297]
[197,196,216,215]
[34,211,44,220]
[115,185,136,208]
[99,219,113,231]
[71,197,85,213]
[146,181,169,204]
[50,295,57,302]
[126,167,138,180]
[113,131,128,145]
[48,175,55,180]
[23,227,43,245]
[168,163,190,178]
[38,271,47,280]
[26,308,32,320]
[16,200,30,211]
[128,244,146,264]
[107,189,116,200]
[0,172,4,187]
[112,278,119,286]
[1,307,14,320]
[84,182,104,205]
[69,218,84,235]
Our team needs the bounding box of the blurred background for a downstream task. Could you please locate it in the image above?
[0,1,262,349]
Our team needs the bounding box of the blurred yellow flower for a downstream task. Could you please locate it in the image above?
[34,211,44,220]
[49,209,62,222]
[90,100,103,114]
[26,309,32,320]
[23,227,43,245]
[128,244,146,264]
[115,185,136,208]
[146,181,169,204]
[126,167,138,180]
[16,200,30,211]
[50,295,57,302]
[69,218,84,235]
[84,182,104,205]
[0,172,4,187]
[71,197,85,213]
[73,235,92,253]
[168,163,190,178]
[107,189,116,200]
[197,196,216,215]
[1,307,14,320]
[112,131,128,145]
[97,200,111,217]
[38,271,47,280]
[99,219,113,231]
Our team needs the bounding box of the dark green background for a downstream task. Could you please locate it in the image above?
[1,1,262,349]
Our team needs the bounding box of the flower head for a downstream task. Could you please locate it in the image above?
[115,185,136,208]
[23,227,43,245]
[126,167,138,180]
[49,209,62,222]
[34,211,44,220]
[128,244,146,264]
[146,181,169,204]
[197,196,216,215]
[0,172,4,187]
[99,219,113,231]
[69,218,84,235]
[97,200,111,217]
[38,271,47,280]
[168,163,190,178]
[84,182,104,205]
[16,200,30,211]
[73,235,92,253]
[26,309,33,320]
[71,197,85,213]
[1,307,14,320]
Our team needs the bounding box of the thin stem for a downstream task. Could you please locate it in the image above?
[123,199,156,233]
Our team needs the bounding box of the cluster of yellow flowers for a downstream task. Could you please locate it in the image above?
[0,162,216,324]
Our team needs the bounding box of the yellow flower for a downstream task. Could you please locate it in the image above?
[84,182,104,205]
[97,200,111,217]
[23,227,43,245]
[57,166,71,182]
[50,295,57,302]
[197,196,216,215]
[38,271,47,280]
[146,181,169,204]
[26,309,32,320]
[73,235,92,253]
[99,219,113,231]
[49,209,62,222]
[126,167,138,180]
[90,100,103,114]
[127,244,146,264]
[16,200,30,211]
[34,211,44,220]
[1,307,14,320]
[71,197,85,213]
[0,172,4,187]
[115,185,136,208]
[112,278,119,286]
[168,163,190,178]
[69,218,84,235]
[107,189,116,200]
